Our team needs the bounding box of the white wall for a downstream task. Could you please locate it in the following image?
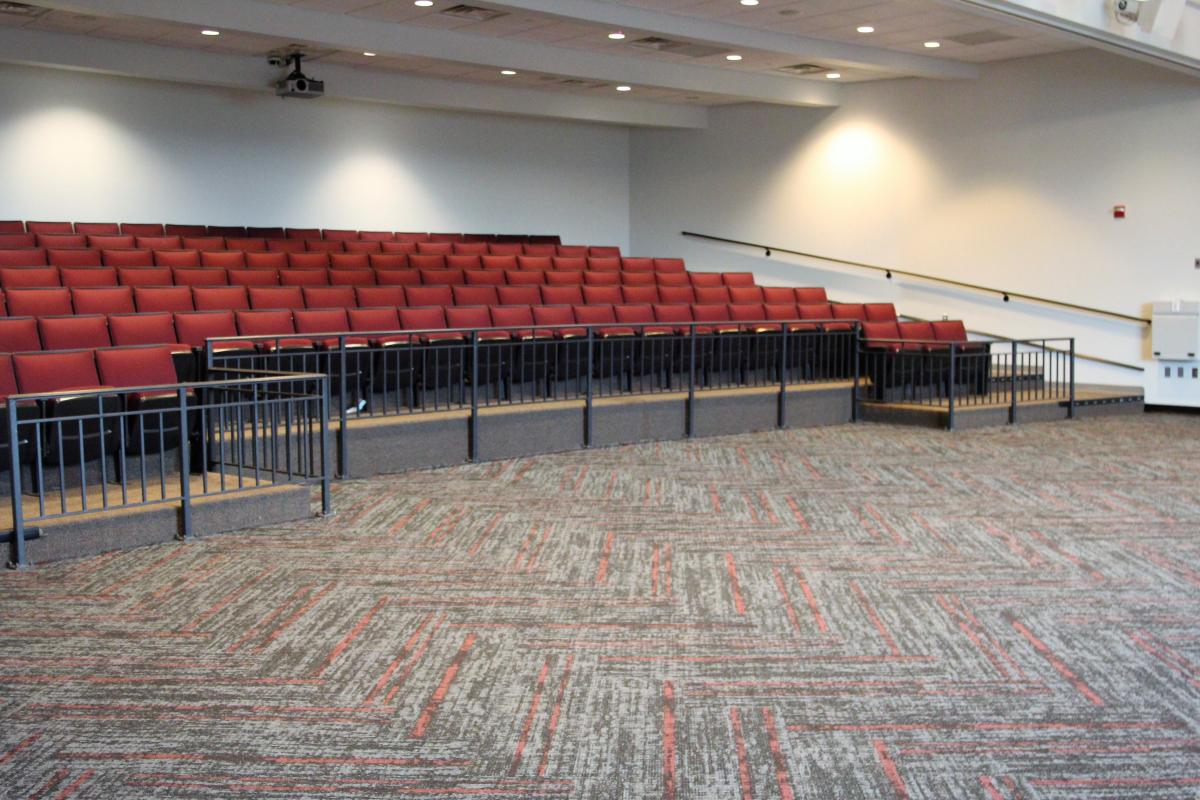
[629,49,1200,385]
[0,63,631,249]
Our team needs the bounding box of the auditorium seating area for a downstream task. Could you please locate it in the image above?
[0,221,976,386]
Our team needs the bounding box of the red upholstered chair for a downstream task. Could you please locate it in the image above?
[279,269,330,287]
[173,268,228,287]
[722,272,756,287]
[210,226,250,238]
[287,252,330,270]
[517,256,552,272]
[446,255,482,272]
[453,286,499,306]
[330,253,370,271]
[201,251,246,269]
[293,308,352,348]
[419,269,465,287]
[0,317,42,352]
[864,303,898,322]
[541,285,584,306]
[583,271,619,287]
[25,222,73,235]
[154,250,202,268]
[107,314,193,379]
[87,234,135,249]
[897,320,936,350]
[380,241,418,254]
[37,233,87,248]
[135,236,182,250]
[235,309,311,351]
[102,250,154,268]
[95,344,192,449]
[359,231,395,243]
[615,303,673,336]
[348,307,409,348]
[794,287,828,304]
[690,272,722,288]
[0,221,25,234]
[654,258,686,273]
[622,285,660,304]
[862,321,902,350]
[116,267,172,287]
[265,239,307,254]
[415,242,453,255]
[545,271,583,286]
[322,229,359,241]
[166,225,209,237]
[621,258,655,273]
[328,271,374,286]
[587,257,621,273]
[48,249,102,268]
[832,304,866,323]
[39,314,111,350]
[182,236,225,252]
[286,228,321,240]
[589,246,621,257]
[573,304,635,341]
[729,286,765,304]
[481,255,518,271]
[1,267,61,288]
[74,222,120,235]
[762,287,795,304]
[532,305,585,339]
[450,242,487,256]
[375,270,422,287]
[227,238,268,253]
[344,240,382,254]
[245,252,288,270]
[229,269,281,287]
[506,271,546,286]
[305,239,345,254]
[72,287,135,315]
[465,269,505,286]
[411,254,447,272]
[797,304,838,330]
[121,223,166,236]
[655,272,690,287]
[406,286,453,307]
[0,249,47,268]
[497,286,541,306]
[248,286,305,310]
[556,245,588,257]
[621,272,656,287]
[13,349,119,465]
[7,289,73,317]
[60,267,118,288]
[393,233,429,244]
[488,243,523,256]
[522,244,556,257]
[303,287,357,309]
[582,285,622,305]
[491,305,536,340]
[552,257,587,273]
[370,254,409,270]
[694,286,731,304]
[193,286,250,312]
[355,287,406,308]
[0,234,35,248]
[134,287,194,313]
[658,286,695,304]
[174,310,253,353]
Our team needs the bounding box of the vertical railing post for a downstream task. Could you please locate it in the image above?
[686,324,696,438]
[777,325,788,429]
[1068,338,1076,419]
[319,375,331,517]
[851,326,860,423]
[584,328,594,448]
[338,336,348,478]
[177,387,193,541]
[947,343,957,431]
[1010,340,1019,425]
[7,401,27,569]
[469,331,480,463]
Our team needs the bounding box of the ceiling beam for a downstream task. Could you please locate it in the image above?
[489,0,980,80]
[33,0,843,107]
[0,27,709,128]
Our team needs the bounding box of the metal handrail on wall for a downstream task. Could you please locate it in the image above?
[681,231,1151,327]
[5,369,332,569]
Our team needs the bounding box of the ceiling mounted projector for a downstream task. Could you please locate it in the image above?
[274,52,324,99]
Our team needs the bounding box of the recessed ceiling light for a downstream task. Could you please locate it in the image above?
[725,54,743,61]
[616,85,632,92]
[414,0,433,6]
[740,0,759,5]
[924,40,940,48]
[608,31,625,40]
[826,72,841,79]
[856,25,875,33]
[201,29,220,36]
[500,69,517,75]
[363,51,376,57]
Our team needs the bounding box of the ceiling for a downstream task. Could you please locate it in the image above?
[0,0,1086,124]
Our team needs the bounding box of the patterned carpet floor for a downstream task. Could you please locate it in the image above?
[1,413,1199,799]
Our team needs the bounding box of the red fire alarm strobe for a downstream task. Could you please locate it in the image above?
[1113,204,1126,219]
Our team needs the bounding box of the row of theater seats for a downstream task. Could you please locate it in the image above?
[0,302,913,359]
[0,264,721,289]
[0,240,613,258]
[0,221,564,244]
[0,285,831,318]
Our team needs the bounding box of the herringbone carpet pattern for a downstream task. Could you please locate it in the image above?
[2,414,1199,799]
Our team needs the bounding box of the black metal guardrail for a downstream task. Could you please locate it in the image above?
[205,320,862,475]
[4,368,331,569]
[680,231,1152,327]
[859,336,1076,429]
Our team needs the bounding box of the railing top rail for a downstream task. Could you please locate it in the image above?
[681,230,1151,326]
[5,371,329,404]
[863,336,1075,346]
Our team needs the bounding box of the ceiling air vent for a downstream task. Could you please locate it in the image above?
[0,2,48,17]
[946,30,1016,45]
[774,63,829,76]
[438,4,508,23]
[630,36,726,59]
